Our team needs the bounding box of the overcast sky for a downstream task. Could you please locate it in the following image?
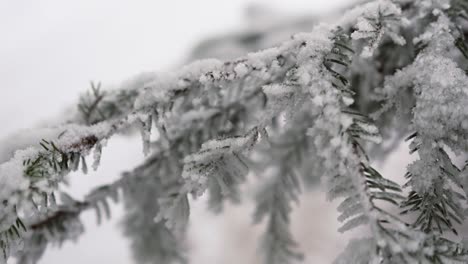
[0,1,389,263]
[0,0,350,136]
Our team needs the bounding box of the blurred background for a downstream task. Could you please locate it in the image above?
[0,0,414,263]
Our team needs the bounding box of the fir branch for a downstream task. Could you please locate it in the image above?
[254,168,303,264]
[4,1,468,263]
[317,27,445,262]
[0,218,27,262]
[77,81,140,125]
[251,118,314,264]
[402,141,465,236]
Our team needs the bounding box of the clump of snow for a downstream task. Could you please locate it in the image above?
[351,17,376,40]
[384,51,468,152]
[342,0,405,57]
[262,84,295,97]
[0,148,34,202]
[413,15,451,47]
[233,62,249,78]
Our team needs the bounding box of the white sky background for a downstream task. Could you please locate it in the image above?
[0,1,415,263]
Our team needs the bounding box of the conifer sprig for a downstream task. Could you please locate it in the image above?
[3,1,468,263]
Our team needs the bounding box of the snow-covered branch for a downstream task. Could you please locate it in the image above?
[2,0,468,263]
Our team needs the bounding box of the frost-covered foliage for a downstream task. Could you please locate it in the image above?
[2,0,468,263]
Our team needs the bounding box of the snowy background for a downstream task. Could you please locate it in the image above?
[0,1,414,263]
